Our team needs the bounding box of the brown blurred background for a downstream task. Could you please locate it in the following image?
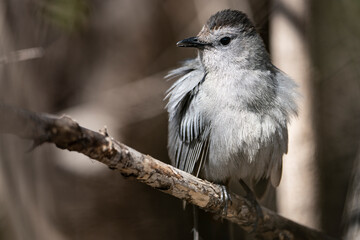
[0,0,360,239]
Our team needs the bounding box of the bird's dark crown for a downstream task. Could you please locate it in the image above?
[206,9,256,34]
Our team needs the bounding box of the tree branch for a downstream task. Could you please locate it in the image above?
[0,104,337,240]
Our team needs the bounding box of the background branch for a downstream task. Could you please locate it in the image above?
[344,149,360,239]
[0,104,337,240]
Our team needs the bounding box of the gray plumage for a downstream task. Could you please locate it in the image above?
[165,9,298,190]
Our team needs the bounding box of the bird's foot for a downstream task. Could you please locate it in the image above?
[220,185,232,217]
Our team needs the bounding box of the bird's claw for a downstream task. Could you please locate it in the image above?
[220,185,232,217]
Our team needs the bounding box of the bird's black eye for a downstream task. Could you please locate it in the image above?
[220,37,231,45]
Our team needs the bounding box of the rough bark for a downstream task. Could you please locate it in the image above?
[0,104,337,240]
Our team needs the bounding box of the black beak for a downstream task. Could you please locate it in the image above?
[176,37,210,48]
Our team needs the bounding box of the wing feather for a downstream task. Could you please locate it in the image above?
[166,57,210,176]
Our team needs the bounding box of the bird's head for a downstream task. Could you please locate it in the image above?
[177,9,270,72]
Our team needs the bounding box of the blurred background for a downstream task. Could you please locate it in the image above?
[1,0,360,239]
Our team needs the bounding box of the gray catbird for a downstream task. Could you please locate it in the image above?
[165,9,298,235]
[166,9,298,190]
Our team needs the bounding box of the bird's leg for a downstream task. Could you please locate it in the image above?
[220,179,232,217]
[239,179,263,232]
[221,185,231,216]
[219,182,235,240]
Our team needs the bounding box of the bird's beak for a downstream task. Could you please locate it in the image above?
[176,37,210,48]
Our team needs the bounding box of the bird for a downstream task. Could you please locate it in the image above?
[165,9,298,237]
